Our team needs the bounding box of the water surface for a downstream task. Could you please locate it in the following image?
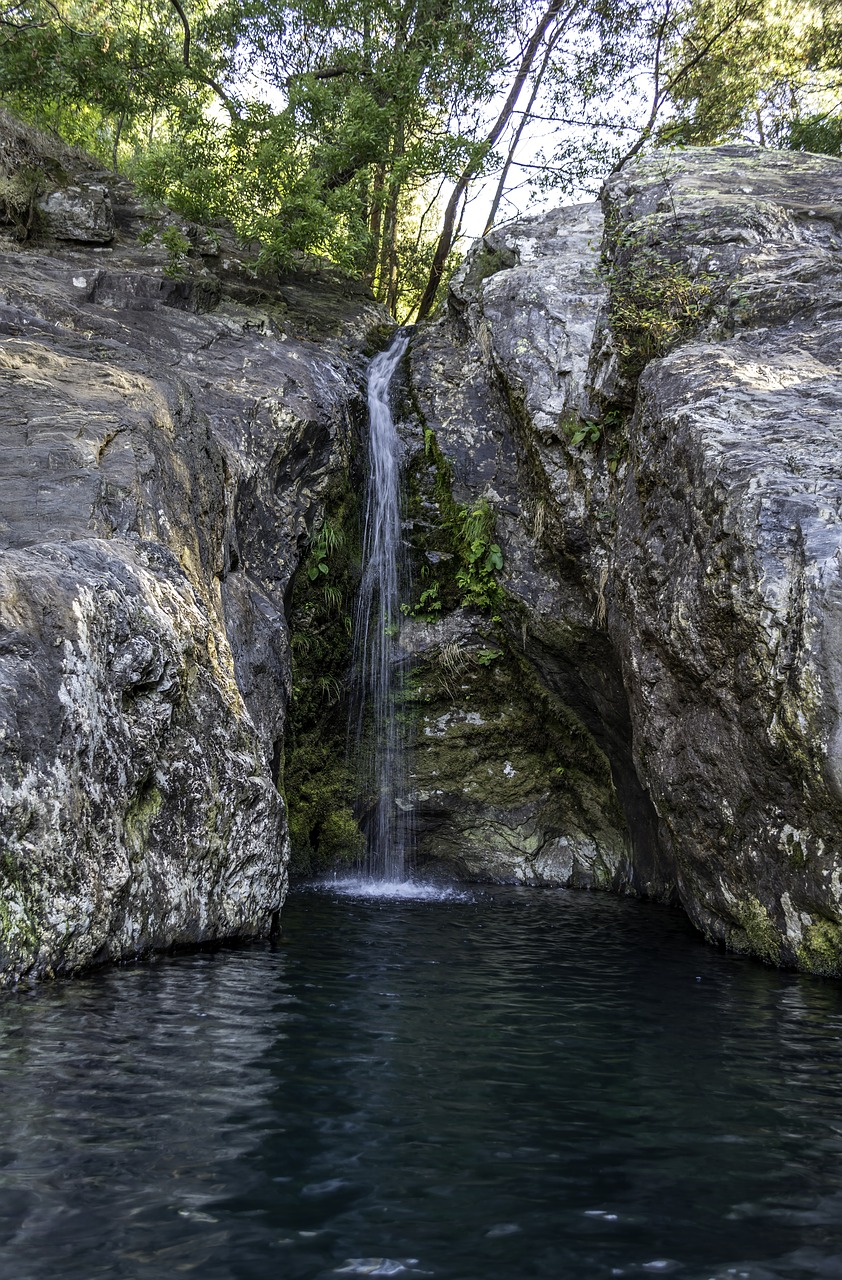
[2,887,842,1279]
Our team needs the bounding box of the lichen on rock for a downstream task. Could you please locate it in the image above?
[407,143,842,973]
[0,109,386,982]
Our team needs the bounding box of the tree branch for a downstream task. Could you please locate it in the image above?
[166,0,190,66]
[416,0,584,321]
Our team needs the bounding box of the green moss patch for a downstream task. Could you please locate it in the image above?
[798,918,842,977]
[284,485,365,878]
[728,895,782,965]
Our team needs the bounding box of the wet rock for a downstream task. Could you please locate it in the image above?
[0,113,384,982]
[414,144,842,971]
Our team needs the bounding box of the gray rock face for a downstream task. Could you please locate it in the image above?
[604,147,842,971]
[403,219,649,893]
[413,145,842,971]
[36,184,115,242]
[0,114,383,981]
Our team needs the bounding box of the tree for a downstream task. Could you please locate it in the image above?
[236,0,534,313]
[0,0,239,150]
[0,0,817,319]
[657,0,842,153]
[415,0,584,321]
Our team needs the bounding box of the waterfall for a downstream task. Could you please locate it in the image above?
[350,331,412,881]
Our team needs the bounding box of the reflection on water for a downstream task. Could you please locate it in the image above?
[1,887,842,1279]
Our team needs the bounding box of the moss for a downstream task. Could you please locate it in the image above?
[729,895,782,965]
[608,249,715,381]
[124,781,163,848]
[284,481,366,877]
[797,918,842,977]
[400,382,627,880]
[461,244,517,293]
[362,322,399,358]
[409,633,622,847]
[402,423,505,618]
[286,735,364,878]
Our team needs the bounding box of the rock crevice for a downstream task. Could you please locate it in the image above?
[409,145,842,973]
[0,109,385,981]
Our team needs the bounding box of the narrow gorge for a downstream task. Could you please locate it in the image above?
[1,110,842,979]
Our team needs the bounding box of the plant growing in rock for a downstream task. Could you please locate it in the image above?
[402,576,442,620]
[566,416,602,447]
[453,498,504,611]
[404,423,506,618]
[608,244,715,379]
[307,517,343,582]
[161,225,191,279]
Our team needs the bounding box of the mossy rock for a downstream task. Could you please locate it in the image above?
[798,918,842,977]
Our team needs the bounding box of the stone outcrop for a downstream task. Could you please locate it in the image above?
[402,253,644,892]
[3,97,842,981]
[406,146,842,973]
[0,109,383,982]
[603,148,842,972]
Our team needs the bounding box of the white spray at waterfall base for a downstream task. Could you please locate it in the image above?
[350,332,413,881]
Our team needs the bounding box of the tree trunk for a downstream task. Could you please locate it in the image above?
[366,165,386,287]
[112,112,125,173]
[377,119,405,315]
[484,20,565,234]
[415,0,578,322]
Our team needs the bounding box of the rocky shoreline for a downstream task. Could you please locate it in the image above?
[2,108,842,978]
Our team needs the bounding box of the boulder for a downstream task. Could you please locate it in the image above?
[410,146,842,971]
[0,119,384,982]
[37,184,115,243]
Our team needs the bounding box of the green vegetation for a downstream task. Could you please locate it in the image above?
[798,917,842,977]
[452,499,504,611]
[1,1,827,318]
[729,895,782,965]
[160,225,192,278]
[284,498,364,877]
[403,424,505,619]
[609,248,715,380]
[660,0,842,156]
[566,416,602,448]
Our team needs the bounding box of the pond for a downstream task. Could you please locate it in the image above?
[1,884,842,1279]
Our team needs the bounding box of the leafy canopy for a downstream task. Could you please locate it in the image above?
[0,0,836,317]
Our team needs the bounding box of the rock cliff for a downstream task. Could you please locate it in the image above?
[405,145,842,974]
[3,104,842,981]
[0,110,383,981]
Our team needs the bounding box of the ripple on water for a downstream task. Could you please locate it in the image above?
[3,889,842,1280]
[333,1259,426,1276]
[315,877,473,902]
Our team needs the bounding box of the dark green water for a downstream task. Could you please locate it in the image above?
[2,885,842,1280]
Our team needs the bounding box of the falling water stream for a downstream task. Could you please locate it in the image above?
[350,331,412,882]
[5,326,842,1280]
